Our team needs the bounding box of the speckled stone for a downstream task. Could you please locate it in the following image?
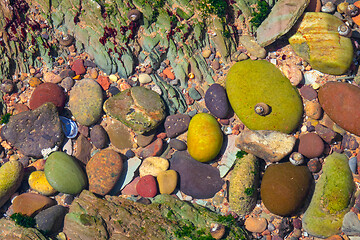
[86,149,123,196]
[90,125,109,149]
[205,83,230,119]
[136,175,158,198]
[12,193,55,217]
[298,133,324,158]
[29,82,66,110]
[164,114,191,138]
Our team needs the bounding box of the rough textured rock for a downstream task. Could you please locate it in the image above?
[104,86,165,134]
[63,190,248,240]
[226,60,303,133]
[229,153,260,215]
[289,12,353,75]
[0,218,47,240]
[170,151,224,199]
[29,82,66,110]
[86,149,123,196]
[318,81,360,136]
[236,130,296,162]
[1,102,64,158]
[0,161,24,208]
[69,79,103,126]
[260,162,312,216]
[164,113,191,138]
[303,153,355,238]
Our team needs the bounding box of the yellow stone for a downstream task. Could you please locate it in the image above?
[109,74,118,82]
[139,157,169,177]
[28,171,57,196]
[29,77,42,87]
[157,170,178,194]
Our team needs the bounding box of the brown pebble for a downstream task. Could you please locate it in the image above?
[304,100,323,120]
[300,85,318,100]
[245,217,267,233]
[212,60,221,70]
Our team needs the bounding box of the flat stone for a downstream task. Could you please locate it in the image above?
[315,123,336,143]
[74,134,92,165]
[236,130,296,162]
[86,149,123,196]
[205,83,230,119]
[1,102,64,158]
[170,151,224,199]
[136,130,156,147]
[71,59,86,75]
[245,217,268,233]
[164,113,191,138]
[43,72,62,84]
[29,82,66,110]
[139,156,169,177]
[35,205,67,234]
[106,120,133,150]
[90,125,109,149]
[240,35,267,59]
[298,132,324,158]
[138,138,163,159]
[12,193,55,217]
[121,176,140,195]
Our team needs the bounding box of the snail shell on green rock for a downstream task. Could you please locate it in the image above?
[254,103,271,116]
[127,9,141,22]
[338,24,352,37]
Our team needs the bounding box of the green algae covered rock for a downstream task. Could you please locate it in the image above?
[229,153,260,215]
[0,161,24,208]
[303,152,355,238]
[0,218,47,240]
[64,190,249,240]
[226,60,303,133]
[289,12,353,75]
[104,86,166,134]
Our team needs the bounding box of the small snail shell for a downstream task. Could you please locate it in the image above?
[58,34,74,47]
[210,223,225,240]
[338,24,352,37]
[127,9,141,22]
[321,2,335,13]
[345,4,359,17]
[254,102,271,116]
[289,152,304,166]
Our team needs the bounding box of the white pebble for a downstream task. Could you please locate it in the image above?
[109,74,118,82]
[139,73,152,84]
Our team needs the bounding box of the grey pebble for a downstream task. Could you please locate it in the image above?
[188,110,198,117]
[189,87,202,101]
[349,157,357,174]
[169,139,187,151]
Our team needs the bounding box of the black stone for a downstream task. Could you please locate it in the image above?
[108,86,121,96]
[164,114,191,138]
[35,205,67,234]
[170,151,224,199]
[90,125,109,149]
[59,69,76,79]
[169,139,187,151]
[0,102,64,158]
[205,83,230,118]
[84,60,97,68]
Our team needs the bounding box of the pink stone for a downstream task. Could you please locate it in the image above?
[71,59,86,75]
[121,176,140,195]
[136,175,157,198]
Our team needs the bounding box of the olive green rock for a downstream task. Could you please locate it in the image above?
[229,153,259,215]
[45,151,87,195]
[69,79,103,126]
[226,60,303,133]
[0,161,24,208]
[0,218,47,240]
[103,86,166,134]
[303,153,355,238]
[289,12,353,75]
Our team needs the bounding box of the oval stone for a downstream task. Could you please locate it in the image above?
[90,125,109,149]
[187,113,223,162]
[226,60,303,133]
[318,81,360,136]
[205,83,230,119]
[12,193,55,216]
[0,161,24,208]
[136,175,158,198]
[86,149,123,196]
[29,82,66,110]
[298,133,324,158]
[35,205,67,234]
[69,79,103,126]
[28,170,57,195]
[44,151,87,195]
[139,157,169,177]
[260,162,312,216]
[157,170,178,194]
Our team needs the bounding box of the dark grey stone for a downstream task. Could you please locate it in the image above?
[0,102,64,158]
[170,151,224,199]
[60,77,75,91]
[169,139,187,151]
[35,205,67,234]
[205,83,230,119]
[164,114,191,138]
[90,125,109,149]
[59,69,76,79]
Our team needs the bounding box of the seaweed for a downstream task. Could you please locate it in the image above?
[250,0,271,28]
[10,213,36,228]
[197,0,228,18]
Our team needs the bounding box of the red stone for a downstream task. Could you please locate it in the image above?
[71,59,86,75]
[29,82,66,110]
[139,138,163,159]
[298,133,324,158]
[163,68,175,80]
[96,75,111,90]
[136,175,157,198]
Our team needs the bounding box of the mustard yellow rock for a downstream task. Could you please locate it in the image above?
[28,170,57,196]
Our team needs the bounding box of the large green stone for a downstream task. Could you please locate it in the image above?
[45,151,87,195]
[289,12,353,75]
[302,153,355,238]
[226,60,303,133]
[0,161,23,208]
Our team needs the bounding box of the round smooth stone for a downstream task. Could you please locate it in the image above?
[90,125,109,149]
[169,139,187,151]
[157,170,178,194]
[298,133,324,158]
[139,157,169,177]
[304,101,323,120]
[205,83,230,119]
[86,149,123,196]
[136,175,158,198]
[244,217,268,233]
[29,82,66,110]
[44,151,87,195]
[28,170,57,196]
[0,161,24,208]
[12,192,55,216]
[138,73,152,84]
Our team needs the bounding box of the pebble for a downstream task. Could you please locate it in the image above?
[121,176,140,195]
[300,85,318,100]
[164,113,191,138]
[29,82,66,110]
[59,69,76,79]
[307,158,322,173]
[43,72,62,84]
[244,217,268,233]
[138,138,163,158]
[12,193,55,216]
[205,83,230,119]
[349,157,357,174]
[28,77,42,87]
[315,124,336,143]
[163,68,175,80]
[78,125,89,137]
[86,149,123,196]
[138,73,152,84]
[106,120,133,150]
[90,125,109,149]
[298,133,324,158]
[28,170,57,195]
[71,59,86,75]
[239,35,267,59]
[202,49,212,58]
[74,134,92,165]
[282,64,303,86]
[60,77,74,91]
[34,205,67,234]
[89,68,98,79]
[139,156,169,177]
[96,75,111,90]
[108,86,120,96]
[304,100,323,120]
[169,139,187,151]
[212,60,221,70]
[136,131,156,147]
[136,175,158,198]
[109,74,118,82]
[125,149,135,158]
[188,87,202,101]
[157,170,178,194]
